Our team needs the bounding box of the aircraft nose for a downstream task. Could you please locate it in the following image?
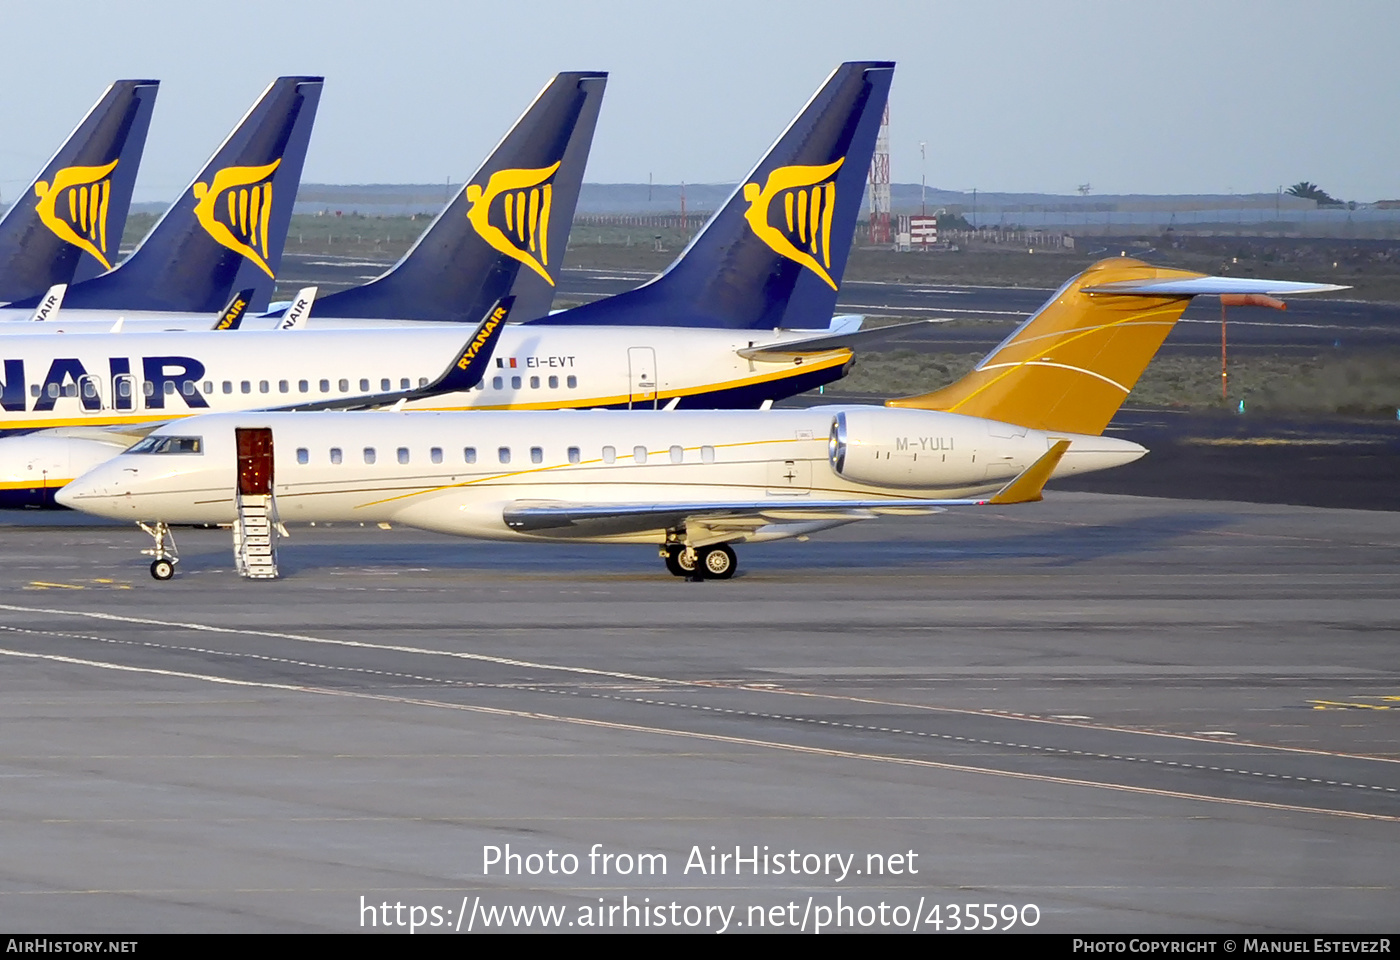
[54,466,121,514]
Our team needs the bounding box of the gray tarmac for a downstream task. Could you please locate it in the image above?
[0,492,1396,933]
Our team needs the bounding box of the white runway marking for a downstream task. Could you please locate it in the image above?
[0,641,1392,824]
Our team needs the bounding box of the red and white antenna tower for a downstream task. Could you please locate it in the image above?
[868,103,891,245]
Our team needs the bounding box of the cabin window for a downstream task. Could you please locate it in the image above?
[29,384,38,398]
[670,445,684,464]
[549,375,559,389]
[530,446,543,464]
[397,447,409,464]
[381,378,391,391]
[430,447,442,464]
[259,381,269,394]
[498,447,511,464]
[363,447,376,464]
[202,381,213,394]
[165,381,176,396]
[492,377,503,390]
[320,379,331,393]
[602,445,616,464]
[529,376,540,389]
[222,381,232,394]
[633,446,647,464]
[296,448,309,465]
[279,380,290,393]
[241,381,251,394]
[566,375,577,389]
[511,376,521,390]
[330,447,342,465]
[464,447,477,464]
[360,379,370,392]
[701,445,716,463]
[180,381,194,397]
[339,379,349,393]
[143,381,155,397]
[118,381,132,398]
[567,446,580,464]
[418,377,428,388]
[82,381,98,399]
[400,378,410,390]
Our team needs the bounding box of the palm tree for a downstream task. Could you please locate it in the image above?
[1286,182,1340,205]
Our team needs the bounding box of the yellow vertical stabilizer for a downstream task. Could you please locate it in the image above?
[887,258,1206,435]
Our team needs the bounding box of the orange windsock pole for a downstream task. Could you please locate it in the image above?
[1219,294,1287,400]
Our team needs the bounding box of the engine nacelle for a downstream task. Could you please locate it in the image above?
[0,433,131,507]
[827,408,1039,489]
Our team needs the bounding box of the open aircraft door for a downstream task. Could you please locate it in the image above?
[233,427,279,579]
[236,428,274,495]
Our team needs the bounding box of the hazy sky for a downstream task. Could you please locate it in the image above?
[1,0,1396,202]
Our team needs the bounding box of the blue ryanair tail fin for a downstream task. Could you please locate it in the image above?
[0,79,158,303]
[303,71,605,324]
[24,76,322,315]
[531,61,893,330]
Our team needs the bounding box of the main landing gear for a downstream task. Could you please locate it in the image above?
[662,543,736,580]
[138,521,179,581]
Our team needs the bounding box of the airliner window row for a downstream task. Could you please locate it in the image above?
[291,444,719,466]
[24,375,582,401]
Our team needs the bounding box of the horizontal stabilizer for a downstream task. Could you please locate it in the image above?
[1083,276,1349,296]
[738,319,938,360]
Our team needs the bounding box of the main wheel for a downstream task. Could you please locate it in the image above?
[698,544,736,580]
[150,558,175,581]
[664,545,696,577]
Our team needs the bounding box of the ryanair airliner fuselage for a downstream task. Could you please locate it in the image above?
[0,324,850,503]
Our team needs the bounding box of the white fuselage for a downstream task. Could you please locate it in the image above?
[57,408,1146,545]
[0,324,849,497]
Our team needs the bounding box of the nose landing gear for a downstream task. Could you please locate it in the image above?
[138,521,179,581]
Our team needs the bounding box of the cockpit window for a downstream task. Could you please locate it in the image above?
[126,435,203,455]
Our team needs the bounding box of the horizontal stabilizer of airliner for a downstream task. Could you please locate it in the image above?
[273,297,513,412]
[0,79,159,302]
[737,319,939,361]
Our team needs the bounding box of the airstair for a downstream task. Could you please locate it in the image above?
[233,492,280,579]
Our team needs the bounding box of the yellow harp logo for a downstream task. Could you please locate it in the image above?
[742,158,844,290]
[465,162,560,286]
[34,160,120,270]
[192,159,281,278]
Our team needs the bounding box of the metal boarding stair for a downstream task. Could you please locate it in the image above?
[233,493,280,579]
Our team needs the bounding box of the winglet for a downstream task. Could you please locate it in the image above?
[270,297,513,412]
[987,440,1071,505]
[211,287,255,329]
[430,296,513,393]
[276,286,317,329]
[28,284,66,322]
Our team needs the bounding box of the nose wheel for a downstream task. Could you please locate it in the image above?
[661,543,736,580]
[138,521,179,581]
